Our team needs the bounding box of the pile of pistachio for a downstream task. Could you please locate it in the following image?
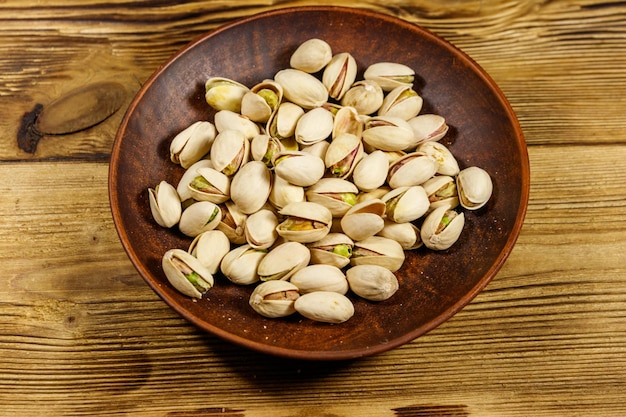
[149,38,493,324]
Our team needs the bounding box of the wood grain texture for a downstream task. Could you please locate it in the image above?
[1,0,626,415]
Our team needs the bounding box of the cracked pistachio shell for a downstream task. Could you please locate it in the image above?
[266,101,305,139]
[214,110,260,139]
[217,200,247,245]
[363,62,415,91]
[230,161,272,214]
[408,114,449,145]
[148,180,182,228]
[241,79,283,123]
[295,107,334,146]
[275,69,328,109]
[205,77,249,113]
[179,201,222,237]
[169,121,216,169]
[290,38,333,73]
[387,152,438,189]
[382,186,430,224]
[340,198,386,241]
[457,166,493,210]
[257,241,311,281]
[189,230,231,274]
[422,175,459,211]
[300,140,329,161]
[332,105,364,139]
[418,141,460,176]
[340,80,384,115]
[378,85,423,120]
[378,220,422,250]
[307,232,354,269]
[294,291,354,324]
[346,264,399,301]
[249,280,300,318]
[273,151,325,187]
[210,129,250,176]
[162,248,214,299]
[268,175,305,210]
[276,201,332,243]
[290,264,349,295]
[250,134,283,167]
[305,178,359,217]
[245,208,279,250]
[324,132,364,179]
[352,150,389,192]
[187,167,230,204]
[322,52,358,100]
[362,116,416,151]
[221,244,267,285]
[420,206,465,250]
[350,235,405,272]
[176,159,213,202]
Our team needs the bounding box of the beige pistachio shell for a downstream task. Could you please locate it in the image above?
[266,101,304,139]
[221,244,267,285]
[290,38,333,73]
[273,151,326,187]
[356,186,392,203]
[363,62,415,91]
[387,152,438,189]
[276,201,332,243]
[275,68,328,109]
[332,105,364,139]
[169,121,216,169]
[300,140,329,161]
[362,116,416,151]
[457,166,493,210]
[305,178,359,217]
[289,264,349,295]
[148,180,182,228]
[176,159,213,202]
[217,200,247,245]
[418,141,460,176]
[244,208,279,250]
[179,201,222,237]
[214,110,260,139]
[268,175,305,210]
[408,114,449,144]
[352,150,389,192]
[294,291,354,323]
[422,175,459,211]
[350,235,405,272]
[322,52,358,100]
[205,77,249,113]
[257,241,311,281]
[230,161,272,214]
[187,167,230,204]
[249,280,300,318]
[378,220,422,250]
[340,198,386,241]
[210,129,250,176]
[250,134,283,167]
[162,248,214,299]
[307,232,354,269]
[346,264,399,301]
[382,186,430,224]
[378,85,423,120]
[189,230,231,274]
[324,132,364,179]
[340,80,384,115]
[295,107,334,146]
[420,206,465,250]
[240,80,283,123]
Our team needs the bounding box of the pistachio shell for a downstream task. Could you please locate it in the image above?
[290,38,333,73]
[268,175,305,210]
[322,52,358,100]
[210,129,250,176]
[289,264,349,295]
[275,69,329,109]
[387,152,438,188]
[244,208,279,249]
[294,291,354,323]
[340,198,386,241]
[381,186,430,223]
[420,206,465,250]
[340,80,384,115]
[350,235,405,272]
[266,101,305,139]
[408,114,449,144]
[332,106,364,139]
[456,166,493,210]
[250,134,283,167]
[249,280,300,318]
[148,180,182,228]
[378,85,423,120]
[276,201,332,243]
[352,150,389,192]
[230,161,272,214]
[205,77,249,113]
[362,116,415,151]
[305,178,359,217]
[307,232,354,269]
[162,249,214,299]
[217,200,247,245]
[295,107,334,146]
[189,230,231,274]
[176,159,213,202]
[221,244,267,285]
[363,62,415,91]
[324,133,364,179]
[214,110,260,139]
[187,167,230,204]
[422,175,459,211]
[417,141,460,176]
[179,201,222,237]
[273,151,325,187]
[241,79,283,123]
[169,121,216,169]
[257,241,311,281]
[300,140,330,161]
[378,220,422,250]
[346,264,399,301]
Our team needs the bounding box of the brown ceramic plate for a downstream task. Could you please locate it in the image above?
[109,6,529,360]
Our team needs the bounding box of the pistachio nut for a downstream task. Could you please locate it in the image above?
[346,264,399,301]
[350,235,405,272]
[305,178,359,217]
[274,68,328,109]
[205,77,249,113]
[324,132,364,179]
[363,62,415,91]
[169,121,216,169]
[178,201,222,237]
[216,200,247,245]
[268,175,305,210]
[381,186,430,224]
[362,116,415,151]
[332,105,364,139]
[221,244,267,285]
[417,141,460,176]
[408,114,448,144]
[289,264,349,295]
[266,101,305,140]
[162,248,214,299]
[420,206,465,250]
[249,280,300,318]
[187,166,230,204]
[276,201,332,243]
[294,291,354,324]
[295,107,334,146]
[257,241,311,281]
[322,52,358,100]
[273,151,326,187]
[352,150,389,192]
[148,180,182,228]
[340,80,384,115]
[214,109,261,139]
[307,232,354,269]
[210,129,250,176]
[240,79,283,123]
[456,166,493,210]
[189,230,231,274]
[230,161,272,214]
[387,152,438,189]
[340,198,386,241]
[176,159,213,202]
[378,85,423,120]
[422,175,459,211]
[300,139,330,161]
[244,208,279,250]
[378,220,422,250]
[250,134,283,168]
[289,38,333,73]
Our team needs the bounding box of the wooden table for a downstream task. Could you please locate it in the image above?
[1,1,625,415]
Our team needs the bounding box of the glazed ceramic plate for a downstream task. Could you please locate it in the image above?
[109,6,529,360]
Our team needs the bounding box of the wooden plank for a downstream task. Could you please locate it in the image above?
[1,141,625,415]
